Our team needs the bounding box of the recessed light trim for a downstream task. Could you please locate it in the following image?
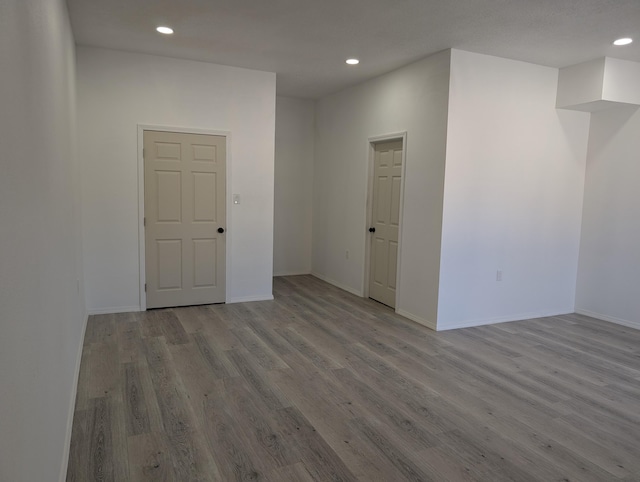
[346,58,360,65]
[613,37,632,46]
[156,26,174,35]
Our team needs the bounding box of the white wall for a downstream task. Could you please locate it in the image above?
[77,47,276,312]
[0,1,86,480]
[602,58,640,105]
[557,57,640,112]
[274,97,315,276]
[438,49,591,329]
[313,50,451,327]
[556,58,606,110]
[576,105,640,328]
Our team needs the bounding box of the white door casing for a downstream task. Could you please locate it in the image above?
[368,140,403,308]
[144,130,226,309]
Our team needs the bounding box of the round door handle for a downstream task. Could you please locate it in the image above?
[369,227,376,233]
[218,227,225,234]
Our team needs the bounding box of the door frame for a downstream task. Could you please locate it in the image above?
[137,124,232,311]
[363,131,408,310]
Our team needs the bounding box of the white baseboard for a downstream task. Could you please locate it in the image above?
[59,311,89,482]
[575,308,640,330]
[436,309,573,331]
[87,305,141,315]
[273,271,312,277]
[310,272,363,297]
[396,309,437,331]
[227,294,274,304]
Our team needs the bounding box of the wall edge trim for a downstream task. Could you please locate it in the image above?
[310,272,363,297]
[437,310,574,331]
[87,306,141,315]
[396,309,437,331]
[575,308,640,330]
[227,294,274,304]
[58,311,89,482]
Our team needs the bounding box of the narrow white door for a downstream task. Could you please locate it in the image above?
[144,130,226,309]
[368,140,403,308]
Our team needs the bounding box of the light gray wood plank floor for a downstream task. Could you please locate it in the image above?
[67,275,640,481]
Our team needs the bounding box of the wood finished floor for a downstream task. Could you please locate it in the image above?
[67,275,640,481]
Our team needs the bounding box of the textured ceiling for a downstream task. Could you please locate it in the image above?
[66,0,640,99]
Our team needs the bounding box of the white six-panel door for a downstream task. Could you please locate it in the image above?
[144,130,226,309]
[369,140,403,308]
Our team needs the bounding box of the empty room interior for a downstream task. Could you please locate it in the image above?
[2,0,640,480]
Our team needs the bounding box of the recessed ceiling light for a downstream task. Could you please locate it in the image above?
[346,58,360,65]
[156,26,174,35]
[613,37,632,46]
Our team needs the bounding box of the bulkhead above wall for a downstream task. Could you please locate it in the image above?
[557,57,640,112]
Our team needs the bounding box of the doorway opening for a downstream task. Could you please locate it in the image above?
[138,126,229,310]
[364,134,406,309]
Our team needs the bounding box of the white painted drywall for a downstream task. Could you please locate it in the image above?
[274,97,315,276]
[576,105,640,328]
[313,50,451,327]
[556,58,605,109]
[602,57,640,106]
[438,49,590,330]
[557,57,640,112]
[77,47,276,312]
[0,1,86,480]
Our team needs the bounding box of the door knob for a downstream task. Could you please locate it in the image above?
[369,227,376,233]
[218,227,225,233]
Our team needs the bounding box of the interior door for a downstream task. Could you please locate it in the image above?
[144,130,226,309]
[368,140,403,308]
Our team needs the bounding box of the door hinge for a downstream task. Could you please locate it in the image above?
[142,148,145,159]
[144,283,147,292]
[144,217,146,227]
